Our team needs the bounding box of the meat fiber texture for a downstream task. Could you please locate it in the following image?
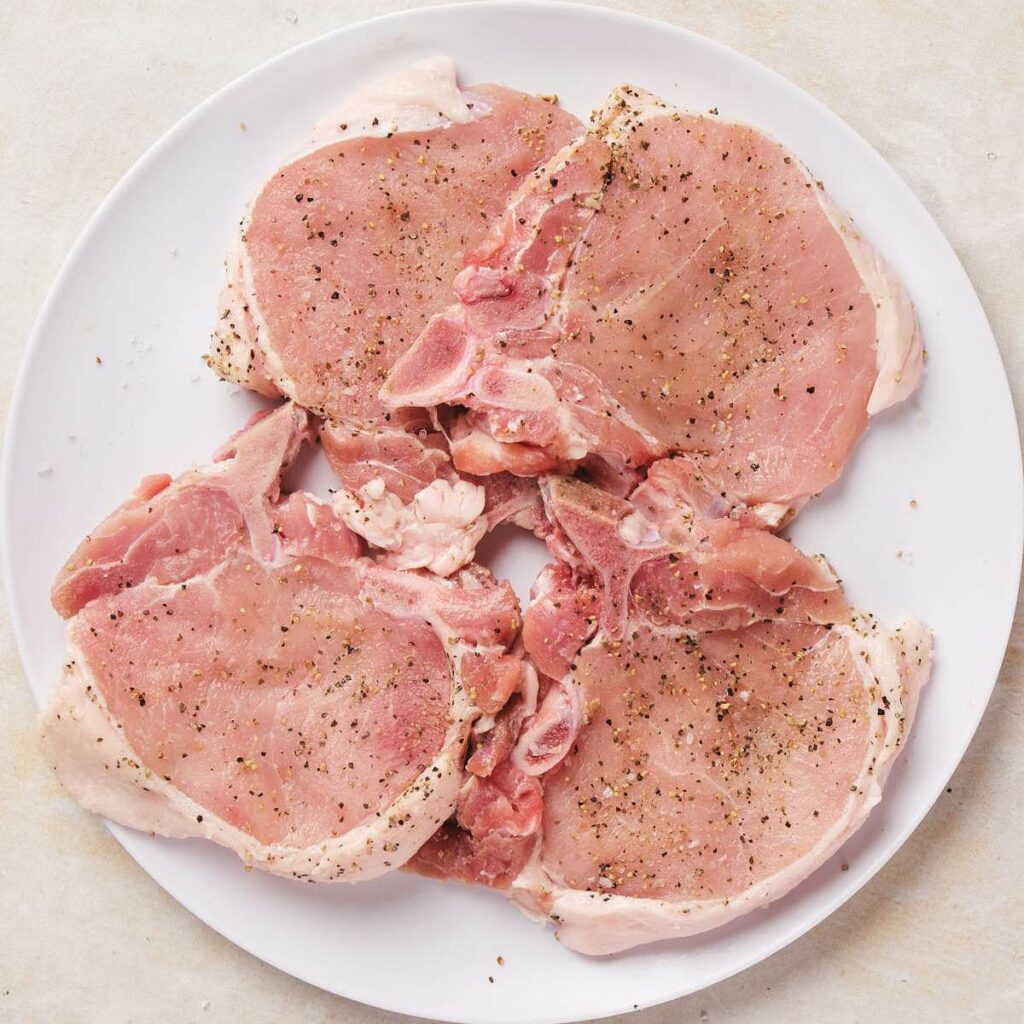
[43,403,526,882]
[384,84,924,525]
[498,475,931,954]
[381,85,932,946]
[208,58,581,575]
[42,64,933,956]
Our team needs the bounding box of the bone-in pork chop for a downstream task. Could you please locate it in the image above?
[384,85,923,524]
[43,404,523,882]
[496,475,930,953]
[209,58,581,570]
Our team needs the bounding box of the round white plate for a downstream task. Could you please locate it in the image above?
[3,4,1021,1022]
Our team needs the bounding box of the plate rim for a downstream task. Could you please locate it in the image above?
[3,3,1021,1021]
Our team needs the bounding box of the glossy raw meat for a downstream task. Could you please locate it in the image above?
[209,58,581,571]
[385,85,923,524]
[42,404,524,881]
[505,476,931,953]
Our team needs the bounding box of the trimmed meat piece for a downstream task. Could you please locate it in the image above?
[410,760,542,890]
[384,84,924,523]
[501,475,930,953]
[209,58,581,572]
[42,404,523,882]
[318,425,450,505]
[318,426,542,572]
[52,404,311,617]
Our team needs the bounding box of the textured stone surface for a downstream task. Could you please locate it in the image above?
[1,2,1021,1021]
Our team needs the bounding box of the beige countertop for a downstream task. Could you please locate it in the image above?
[1,2,1021,1021]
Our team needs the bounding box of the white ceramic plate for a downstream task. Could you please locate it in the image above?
[3,4,1021,1022]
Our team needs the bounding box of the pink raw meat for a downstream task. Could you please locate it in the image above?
[51,404,312,618]
[498,475,931,953]
[410,758,543,890]
[39,66,933,953]
[209,59,581,571]
[384,85,924,525]
[42,403,524,882]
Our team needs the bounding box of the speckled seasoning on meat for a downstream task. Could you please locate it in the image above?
[43,403,526,881]
[384,84,923,525]
[208,59,581,573]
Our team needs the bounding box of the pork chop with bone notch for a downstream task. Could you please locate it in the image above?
[44,403,525,882]
[415,471,930,953]
[208,58,582,573]
[384,85,924,526]
[515,476,929,952]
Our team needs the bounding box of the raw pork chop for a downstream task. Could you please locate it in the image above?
[384,85,924,524]
[43,403,524,882]
[494,474,930,953]
[209,58,581,569]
